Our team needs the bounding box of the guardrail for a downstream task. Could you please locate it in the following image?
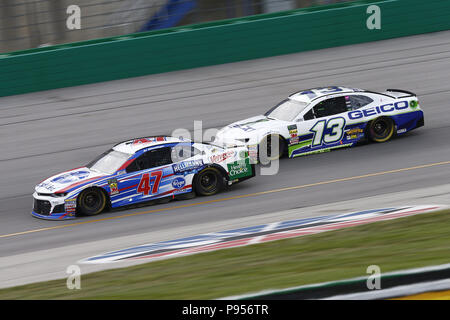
[0,0,449,97]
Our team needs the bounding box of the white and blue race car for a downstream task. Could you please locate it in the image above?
[214,86,424,160]
[32,136,254,220]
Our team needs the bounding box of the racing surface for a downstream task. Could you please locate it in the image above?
[1,30,450,286]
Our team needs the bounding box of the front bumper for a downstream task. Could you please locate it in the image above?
[31,192,77,220]
[31,210,75,220]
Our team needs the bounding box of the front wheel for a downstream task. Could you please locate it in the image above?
[258,135,285,162]
[368,117,395,143]
[194,167,225,196]
[77,188,107,216]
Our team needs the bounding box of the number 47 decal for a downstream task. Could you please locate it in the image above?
[310,117,346,147]
[137,171,163,196]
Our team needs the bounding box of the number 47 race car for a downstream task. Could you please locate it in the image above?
[32,136,254,220]
[214,86,424,160]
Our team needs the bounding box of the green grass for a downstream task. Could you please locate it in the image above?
[1,209,450,299]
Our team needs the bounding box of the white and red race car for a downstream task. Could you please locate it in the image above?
[32,136,254,220]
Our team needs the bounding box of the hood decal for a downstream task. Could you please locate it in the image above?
[227,116,272,132]
[36,168,106,194]
[50,170,91,184]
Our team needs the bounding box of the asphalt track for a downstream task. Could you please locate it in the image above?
[1,30,450,288]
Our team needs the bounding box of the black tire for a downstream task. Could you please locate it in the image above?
[77,188,107,216]
[368,117,395,143]
[194,167,225,196]
[258,135,285,162]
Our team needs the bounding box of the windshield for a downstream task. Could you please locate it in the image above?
[87,149,131,174]
[264,99,308,121]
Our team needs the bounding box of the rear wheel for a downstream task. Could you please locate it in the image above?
[368,117,395,143]
[258,135,285,162]
[194,167,225,196]
[77,188,107,216]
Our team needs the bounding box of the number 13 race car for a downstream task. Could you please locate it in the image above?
[32,136,254,220]
[214,86,424,160]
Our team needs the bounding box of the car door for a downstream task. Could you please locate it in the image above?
[289,96,349,157]
[114,146,174,206]
[170,143,204,192]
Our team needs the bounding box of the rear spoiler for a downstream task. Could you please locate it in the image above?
[386,89,416,97]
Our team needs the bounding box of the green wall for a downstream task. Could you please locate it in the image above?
[0,0,449,97]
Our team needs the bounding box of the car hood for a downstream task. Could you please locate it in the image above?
[35,167,107,194]
[217,115,279,142]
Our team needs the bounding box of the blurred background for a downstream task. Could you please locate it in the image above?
[0,0,355,53]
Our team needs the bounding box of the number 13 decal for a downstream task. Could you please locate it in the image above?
[310,117,346,147]
[137,170,163,196]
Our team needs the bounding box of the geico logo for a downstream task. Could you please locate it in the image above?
[348,101,409,120]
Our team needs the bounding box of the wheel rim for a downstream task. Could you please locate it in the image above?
[371,118,393,140]
[200,172,217,191]
[373,120,388,136]
[81,191,102,211]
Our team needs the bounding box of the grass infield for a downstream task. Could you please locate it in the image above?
[1,209,449,299]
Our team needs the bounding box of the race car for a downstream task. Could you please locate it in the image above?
[32,136,254,220]
[214,86,424,160]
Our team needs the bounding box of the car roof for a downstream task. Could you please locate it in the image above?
[289,86,365,104]
[112,136,189,154]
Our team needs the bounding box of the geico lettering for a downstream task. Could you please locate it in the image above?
[395,101,408,110]
[348,100,409,119]
[363,108,377,117]
[348,110,363,120]
[380,104,394,112]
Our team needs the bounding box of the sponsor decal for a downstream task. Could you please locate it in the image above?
[348,100,410,120]
[51,170,90,184]
[346,128,364,135]
[288,125,298,138]
[410,100,418,109]
[289,136,300,146]
[172,160,203,173]
[227,160,252,179]
[210,150,236,163]
[345,127,364,140]
[64,198,77,216]
[172,177,186,189]
[397,128,407,134]
[247,144,258,162]
[108,178,119,195]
